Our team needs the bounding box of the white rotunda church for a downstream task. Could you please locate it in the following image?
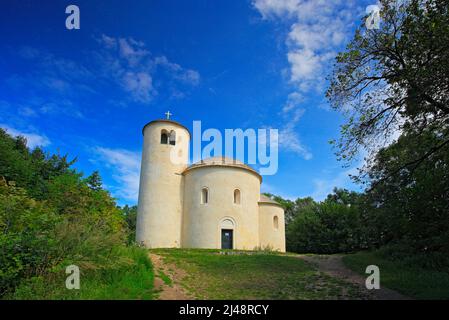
[136,117,285,252]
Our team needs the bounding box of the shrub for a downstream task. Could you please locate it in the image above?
[0,129,133,297]
[0,180,60,295]
[9,245,155,300]
[286,201,366,254]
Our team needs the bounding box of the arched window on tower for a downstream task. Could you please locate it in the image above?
[233,189,241,204]
[273,216,279,230]
[169,130,176,145]
[161,130,168,144]
[201,188,209,204]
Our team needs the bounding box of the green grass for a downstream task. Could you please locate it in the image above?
[157,270,172,286]
[152,248,362,300]
[343,251,449,299]
[8,246,155,300]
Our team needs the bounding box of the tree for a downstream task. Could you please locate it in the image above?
[263,193,316,225]
[0,179,60,295]
[363,128,449,264]
[86,171,103,191]
[325,187,362,206]
[269,190,367,254]
[326,0,449,267]
[327,0,449,179]
[286,201,365,254]
[121,205,138,243]
[0,130,127,296]
[0,128,77,200]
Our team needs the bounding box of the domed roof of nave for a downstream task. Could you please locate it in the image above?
[258,194,282,206]
[184,156,262,181]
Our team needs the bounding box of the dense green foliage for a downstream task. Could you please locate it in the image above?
[263,194,315,225]
[266,189,370,254]
[361,129,449,269]
[0,128,153,298]
[327,0,449,269]
[286,197,365,254]
[122,204,138,244]
[9,246,154,299]
[270,131,449,267]
[272,144,448,267]
[272,0,449,275]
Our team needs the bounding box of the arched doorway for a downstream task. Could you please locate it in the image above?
[220,218,235,249]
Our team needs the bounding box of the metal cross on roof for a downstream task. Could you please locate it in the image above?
[165,111,172,120]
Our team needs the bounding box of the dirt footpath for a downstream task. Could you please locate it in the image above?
[299,255,410,300]
[149,253,193,300]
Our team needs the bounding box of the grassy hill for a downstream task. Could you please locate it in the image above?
[151,249,364,300]
[151,249,449,300]
[5,247,449,299]
[8,246,155,300]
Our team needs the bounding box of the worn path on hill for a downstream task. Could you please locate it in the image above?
[149,253,193,300]
[297,254,410,300]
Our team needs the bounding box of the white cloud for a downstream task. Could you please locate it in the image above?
[1,124,50,149]
[9,47,93,120]
[278,108,312,159]
[253,0,300,19]
[122,71,155,103]
[253,0,360,159]
[282,92,303,113]
[176,69,201,86]
[99,34,117,48]
[94,147,141,202]
[18,106,37,117]
[154,55,201,86]
[287,49,321,81]
[118,38,150,66]
[97,35,200,104]
[39,100,84,119]
[310,165,359,201]
[278,92,311,159]
[279,130,312,160]
[261,182,297,200]
[253,0,355,92]
[8,37,200,121]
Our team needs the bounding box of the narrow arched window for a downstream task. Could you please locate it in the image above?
[233,189,241,204]
[169,130,176,145]
[161,131,168,144]
[273,216,279,230]
[201,188,208,204]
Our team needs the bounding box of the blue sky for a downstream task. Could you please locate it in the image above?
[0,0,373,205]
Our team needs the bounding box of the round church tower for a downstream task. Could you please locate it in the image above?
[136,118,190,248]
